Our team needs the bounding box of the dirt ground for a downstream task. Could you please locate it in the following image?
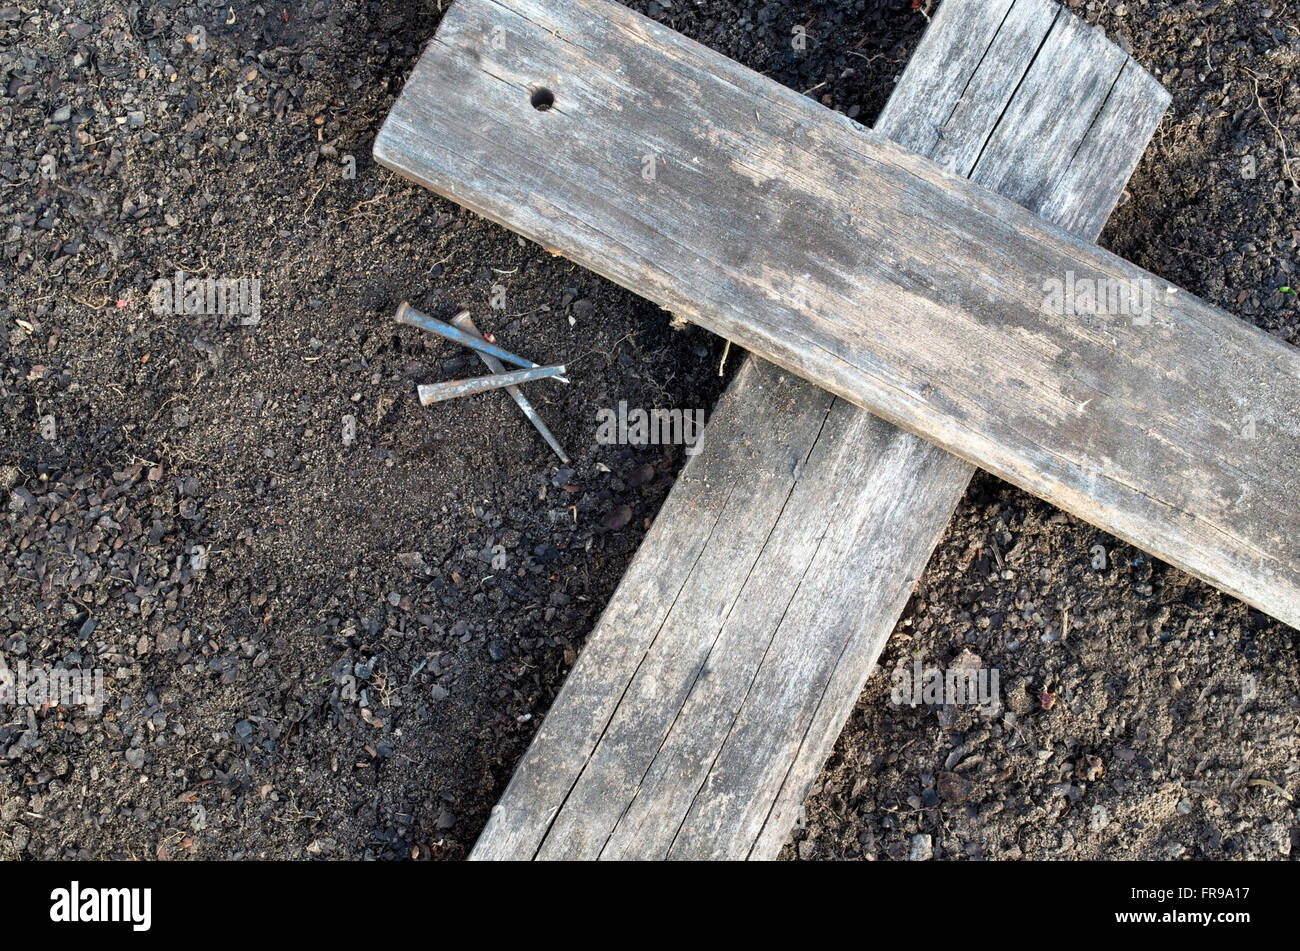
[1,0,1296,861]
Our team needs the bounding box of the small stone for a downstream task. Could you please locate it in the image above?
[908,833,933,861]
[937,771,969,803]
[1089,804,1109,832]
[305,837,336,856]
[157,627,181,652]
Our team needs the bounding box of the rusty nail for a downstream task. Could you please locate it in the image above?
[417,365,567,405]
[395,302,569,384]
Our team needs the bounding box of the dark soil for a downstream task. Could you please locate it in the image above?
[1,0,1296,860]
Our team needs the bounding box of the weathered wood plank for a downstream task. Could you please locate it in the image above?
[878,0,1059,175]
[1031,58,1176,241]
[611,391,973,860]
[462,0,1171,859]
[375,0,1300,628]
[475,361,838,860]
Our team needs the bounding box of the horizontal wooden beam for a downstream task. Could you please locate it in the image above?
[375,0,1300,628]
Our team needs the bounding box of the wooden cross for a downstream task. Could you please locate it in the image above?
[374,0,1298,858]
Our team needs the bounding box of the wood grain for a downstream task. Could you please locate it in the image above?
[375,0,1300,629]
[458,0,1172,859]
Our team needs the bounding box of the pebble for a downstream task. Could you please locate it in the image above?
[937,771,969,803]
[908,833,933,861]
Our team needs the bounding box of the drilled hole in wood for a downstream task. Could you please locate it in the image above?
[530,87,555,111]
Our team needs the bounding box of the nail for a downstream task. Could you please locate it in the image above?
[395,302,570,384]
[451,311,570,463]
[417,365,568,405]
